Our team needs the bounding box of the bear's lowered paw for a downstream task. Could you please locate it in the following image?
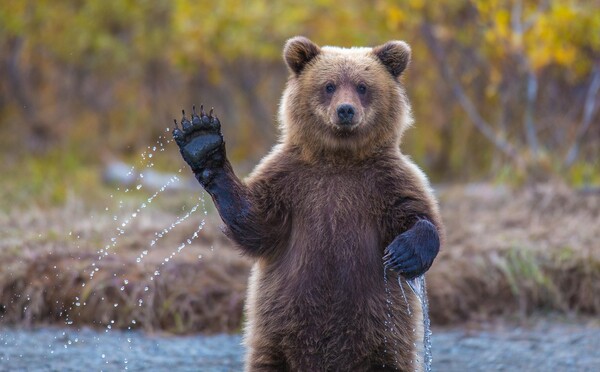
[172,105,225,185]
[383,219,440,280]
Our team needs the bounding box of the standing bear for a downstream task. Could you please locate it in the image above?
[173,36,444,371]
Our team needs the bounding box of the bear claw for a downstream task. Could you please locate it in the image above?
[171,104,225,179]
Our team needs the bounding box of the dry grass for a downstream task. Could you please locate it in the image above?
[0,194,251,334]
[1,184,599,333]
[429,183,600,324]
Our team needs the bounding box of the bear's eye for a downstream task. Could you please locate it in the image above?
[325,83,336,94]
[357,83,367,95]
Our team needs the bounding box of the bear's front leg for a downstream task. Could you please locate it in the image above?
[383,219,440,279]
[172,105,265,255]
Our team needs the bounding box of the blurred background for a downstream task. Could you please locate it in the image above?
[1,0,599,207]
[1,0,599,369]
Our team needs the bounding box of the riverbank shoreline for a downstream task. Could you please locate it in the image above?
[2,184,598,334]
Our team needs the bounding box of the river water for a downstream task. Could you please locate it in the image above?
[1,321,599,371]
[0,327,243,371]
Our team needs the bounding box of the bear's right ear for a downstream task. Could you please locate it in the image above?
[283,36,321,76]
[372,41,411,78]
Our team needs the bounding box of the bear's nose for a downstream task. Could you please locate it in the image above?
[337,104,355,125]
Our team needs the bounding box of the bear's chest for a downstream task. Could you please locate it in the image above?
[287,166,380,222]
[274,166,384,279]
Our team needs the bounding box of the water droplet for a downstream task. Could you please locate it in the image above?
[136,184,142,190]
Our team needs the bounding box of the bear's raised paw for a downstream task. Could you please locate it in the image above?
[172,105,225,185]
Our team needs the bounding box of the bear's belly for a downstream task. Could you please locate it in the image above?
[247,219,407,366]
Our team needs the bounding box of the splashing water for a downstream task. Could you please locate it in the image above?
[404,275,432,372]
[88,173,181,281]
[399,278,412,316]
[89,139,178,268]
[139,197,202,264]
[60,132,211,366]
[382,273,400,367]
[145,195,208,282]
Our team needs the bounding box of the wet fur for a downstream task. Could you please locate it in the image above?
[177,37,444,371]
[240,144,441,371]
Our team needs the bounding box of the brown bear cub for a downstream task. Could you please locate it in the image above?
[173,36,444,371]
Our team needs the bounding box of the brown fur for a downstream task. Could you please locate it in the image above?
[222,37,444,371]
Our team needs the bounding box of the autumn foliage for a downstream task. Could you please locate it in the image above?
[0,0,599,186]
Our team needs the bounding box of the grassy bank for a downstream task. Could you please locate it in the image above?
[430,184,600,323]
[1,183,598,334]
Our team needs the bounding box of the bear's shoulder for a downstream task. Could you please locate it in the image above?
[244,143,303,191]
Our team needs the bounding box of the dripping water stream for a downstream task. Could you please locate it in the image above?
[404,275,432,372]
[384,270,432,372]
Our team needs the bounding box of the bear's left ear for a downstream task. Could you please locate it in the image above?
[283,36,321,76]
[372,41,411,78]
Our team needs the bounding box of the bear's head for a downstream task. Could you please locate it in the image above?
[279,36,413,160]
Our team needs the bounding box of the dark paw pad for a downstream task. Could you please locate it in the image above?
[172,105,224,173]
[383,219,440,279]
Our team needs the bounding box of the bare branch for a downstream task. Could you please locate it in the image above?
[564,63,600,168]
[512,0,540,157]
[524,68,539,156]
[511,0,524,37]
[523,0,551,32]
[420,23,523,166]
[6,37,33,113]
